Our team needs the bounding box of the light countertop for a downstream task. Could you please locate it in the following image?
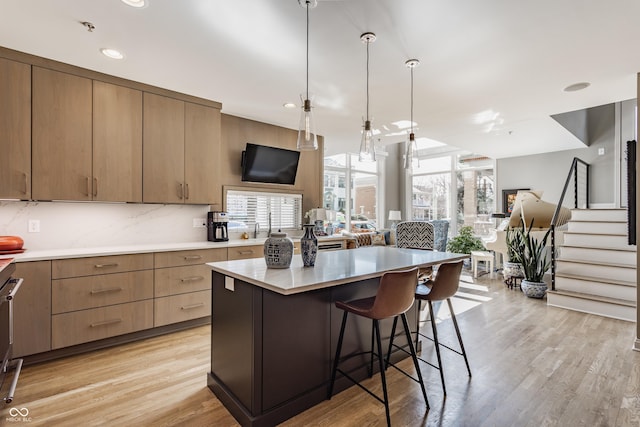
[207,246,468,295]
[1,236,349,262]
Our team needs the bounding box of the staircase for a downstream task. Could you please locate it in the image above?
[547,208,637,322]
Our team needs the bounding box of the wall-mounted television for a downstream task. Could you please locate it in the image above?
[241,143,301,185]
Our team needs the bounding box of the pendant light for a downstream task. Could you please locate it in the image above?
[297,0,318,151]
[404,59,420,169]
[358,32,376,162]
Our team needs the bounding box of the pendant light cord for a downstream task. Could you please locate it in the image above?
[306,1,310,100]
[410,65,414,134]
[366,39,370,121]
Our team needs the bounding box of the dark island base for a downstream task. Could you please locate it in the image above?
[207,272,417,427]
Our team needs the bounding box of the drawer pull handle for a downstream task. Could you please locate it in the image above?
[180,276,204,283]
[95,263,119,268]
[181,303,205,310]
[90,318,122,327]
[238,250,254,255]
[183,255,202,261]
[90,287,123,294]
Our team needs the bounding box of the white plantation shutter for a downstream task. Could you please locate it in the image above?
[226,190,303,231]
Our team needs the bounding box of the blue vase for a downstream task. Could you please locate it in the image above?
[301,224,318,267]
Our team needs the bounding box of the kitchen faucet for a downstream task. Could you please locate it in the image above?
[254,222,260,239]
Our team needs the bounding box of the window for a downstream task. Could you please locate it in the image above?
[226,190,302,232]
[324,153,382,232]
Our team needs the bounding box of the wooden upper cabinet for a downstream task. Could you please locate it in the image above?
[143,92,185,203]
[185,102,221,205]
[0,57,31,199]
[93,81,143,202]
[32,67,93,200]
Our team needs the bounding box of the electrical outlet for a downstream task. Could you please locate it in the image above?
[193,218,206,228]
[28,219,40,233]
[598,147,605,155]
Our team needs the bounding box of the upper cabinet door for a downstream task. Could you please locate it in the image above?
[184,102,221,205]
[93,81,143,202]
[32,67,93,201]
[143,93,185,204]
[0,58,31,199]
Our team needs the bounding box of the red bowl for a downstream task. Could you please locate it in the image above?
[0,236,24,251]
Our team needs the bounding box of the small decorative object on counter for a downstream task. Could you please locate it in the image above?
[264,232,294,268]
[301,224,318,267]
[241,232,249,240]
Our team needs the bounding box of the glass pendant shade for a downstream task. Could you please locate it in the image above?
[359,120,376,162]
[404,132,417,169]
[297,97,317,150]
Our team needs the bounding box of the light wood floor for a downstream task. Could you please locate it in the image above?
[1,271,639,426]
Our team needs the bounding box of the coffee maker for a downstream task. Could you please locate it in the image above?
[207,211,229,242]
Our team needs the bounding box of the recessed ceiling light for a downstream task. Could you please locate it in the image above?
[100,48,124,60]
[283,102,297,109]
[563,82,590,92]
[121,0,147,8]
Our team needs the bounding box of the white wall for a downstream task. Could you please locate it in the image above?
[0,201,210,250]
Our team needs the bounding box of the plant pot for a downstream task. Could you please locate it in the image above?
[521,279,547,298]
[503,261,524,280]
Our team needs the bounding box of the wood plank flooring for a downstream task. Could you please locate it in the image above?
[1,271,638,426]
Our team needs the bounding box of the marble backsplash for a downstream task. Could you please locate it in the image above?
[0,201,211,250]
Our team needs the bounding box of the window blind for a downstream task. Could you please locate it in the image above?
[226,190,303,231]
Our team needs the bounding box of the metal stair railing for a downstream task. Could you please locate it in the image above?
[550,157,589,290]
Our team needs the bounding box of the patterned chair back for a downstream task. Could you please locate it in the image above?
[430,220,450,252]
[395,221,434,249]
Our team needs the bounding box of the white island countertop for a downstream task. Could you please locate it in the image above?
[207,246,468,295]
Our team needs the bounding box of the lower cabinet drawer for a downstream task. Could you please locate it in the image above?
[155,264,211,297]
[51,300,154,349]
[227,245,264,260]
[154,290,211,327]
[52,270,154,314]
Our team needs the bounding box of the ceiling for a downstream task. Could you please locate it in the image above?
[1,0,639,159]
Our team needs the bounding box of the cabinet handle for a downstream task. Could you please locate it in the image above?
[22,173,28,195]
[85,176,91,197]
[181,303,205,310]
[238,250,254,255]
[178,183,184,199]
[183,255,202,261]
[93,177,98,197]
[94,263,119,268]
[185,183,190,200]
[180,276,204,283]
[90,287,123,294]
[90,318,122,327]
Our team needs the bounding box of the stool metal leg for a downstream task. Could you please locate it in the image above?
[373,319,391,427]
[328,311,348,399]
[414,300,422,351]
[428,300,447,395]
[385,316,398,369]
[447,298,472,377]
[400,313,429,409]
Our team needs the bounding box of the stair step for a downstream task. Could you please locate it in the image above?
[547,290,636,322]
[567,221,628,234]
[556,257,636,270]
[558,246,637,265]
[554,275,637,300]
[570,208,628,222]
[555,260,636,282]
[562,232,631,249]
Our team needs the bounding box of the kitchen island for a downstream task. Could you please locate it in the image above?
[206,246,468,427]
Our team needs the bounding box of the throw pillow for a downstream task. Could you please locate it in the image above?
[371,234,386,246]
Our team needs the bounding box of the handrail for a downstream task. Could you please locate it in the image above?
[550,157,589,290]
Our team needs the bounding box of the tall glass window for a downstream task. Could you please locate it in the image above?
[323,153,381,234]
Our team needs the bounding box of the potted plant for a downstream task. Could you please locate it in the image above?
[446,226,485,267]
[512,222,551,298]
[503,224,526,286]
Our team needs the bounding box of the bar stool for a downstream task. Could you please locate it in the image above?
[328,267,429,426]
[413,260,471,395]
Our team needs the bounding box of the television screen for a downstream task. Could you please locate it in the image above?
[241,143,301,185]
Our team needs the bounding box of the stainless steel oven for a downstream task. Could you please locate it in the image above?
[0,260,23,404]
